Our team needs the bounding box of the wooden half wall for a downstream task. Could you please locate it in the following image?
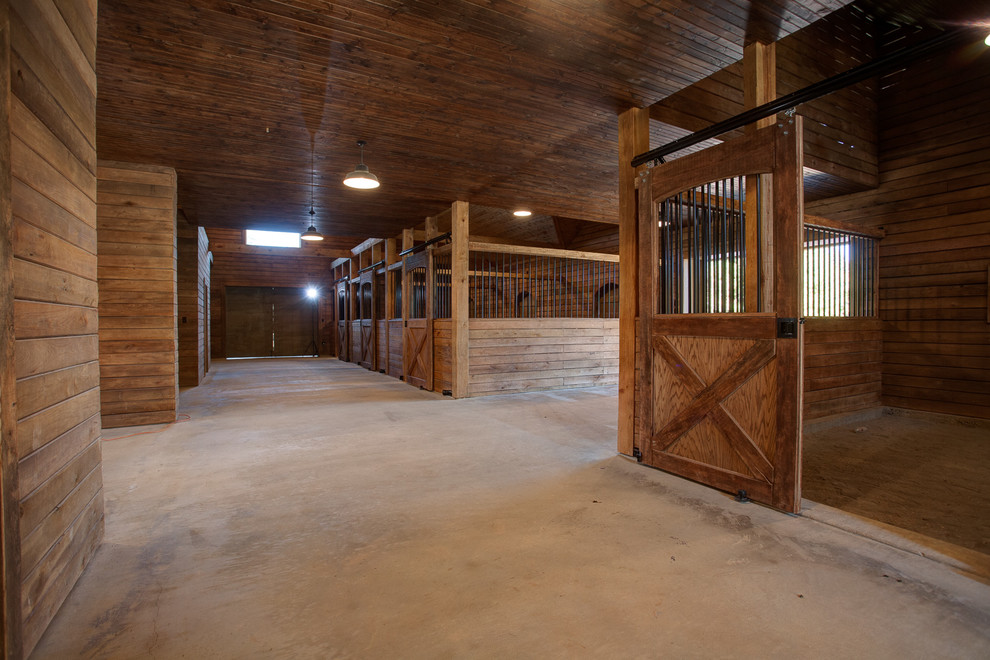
[6,0,103,655]
[469,319,619,396]
[97,162,178,428]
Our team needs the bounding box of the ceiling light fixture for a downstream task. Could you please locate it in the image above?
[302,145,324,241]
[343,140,380,189]
[513,209,532,217]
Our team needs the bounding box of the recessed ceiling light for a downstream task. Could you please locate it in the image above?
[513,210,532,217]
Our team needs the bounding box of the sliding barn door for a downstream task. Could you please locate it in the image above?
[403,250,433,390]
[272,287,316,356]
[637,119,804,513]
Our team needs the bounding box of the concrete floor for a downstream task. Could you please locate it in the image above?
[32,358,990,659]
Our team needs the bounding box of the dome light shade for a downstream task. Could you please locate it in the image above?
[343,140,380,189]
[343,164,380,189]
[301,222,323,241]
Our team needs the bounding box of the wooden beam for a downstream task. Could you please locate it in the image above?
[617,106,649,457]
[450,201,469,398]
[804,214,886,239]
[467,242,619,263]
[384,237,397,326]
[744,41,776,133]
[425,215,439,240]
[744,41,776,312]
[0,2,23,655]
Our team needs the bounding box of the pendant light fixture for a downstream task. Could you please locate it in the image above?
[302,145,324,241]
[342,140,380,189]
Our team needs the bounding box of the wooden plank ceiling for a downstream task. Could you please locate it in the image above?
[97,0,866,239]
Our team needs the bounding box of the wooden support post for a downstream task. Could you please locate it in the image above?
[401,228,414,253]
[425,215,439,240]
[617,107,650,456]
[385,237,397,321]
[450,201,470,398]
[744,41,776,312]
[0,2,22,655]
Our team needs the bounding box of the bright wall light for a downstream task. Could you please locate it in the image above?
[305,286,319,300]
[513,209,532,217]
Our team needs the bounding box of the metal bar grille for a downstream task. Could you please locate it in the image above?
[390,270,402,319]
[465,251,619,319]
[803,225,876,317]
[433,253,452,319]
[409,268,427,319]
[658,175,752,314]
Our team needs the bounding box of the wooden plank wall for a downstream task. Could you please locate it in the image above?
[198,228,210,374]
[348,320,361,363]
[97,161,178,429]
[803,318,882,419]
[387,319,403,377]
[376,320,388,373]
[177,219,209,386]
[807,46,990,419]
[567,221,619,254]
[207,227,336,358]
[468,319,619,396]
[650,3,877,200]
[7,0,102,654]
[433,319,452,394]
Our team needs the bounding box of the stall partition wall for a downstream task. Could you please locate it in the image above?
[225,286,317,358]
[433,244,621,397]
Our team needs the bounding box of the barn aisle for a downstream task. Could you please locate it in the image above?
[31,359,990,658]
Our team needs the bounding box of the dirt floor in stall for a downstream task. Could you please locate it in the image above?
[803,409,990,555]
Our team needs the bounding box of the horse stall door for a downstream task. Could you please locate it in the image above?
[336,282,349,361]
[358,273,376,370]
[349,281,362,363]
[375,270,388,372]
[403,251,433,390]
[636,119,804,513]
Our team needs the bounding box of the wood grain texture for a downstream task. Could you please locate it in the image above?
[803,317,881,419]
[0,2,20,652]
[450,202,470,398]
[8,1,102,654]
[177,219,209,386]
[97,161,178,429]
[468,319,618,397]
[93,0,844,237]
[638,122,804,513]
[806,40,990,419]
[651,4,878,200]
[617,107,649,456]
